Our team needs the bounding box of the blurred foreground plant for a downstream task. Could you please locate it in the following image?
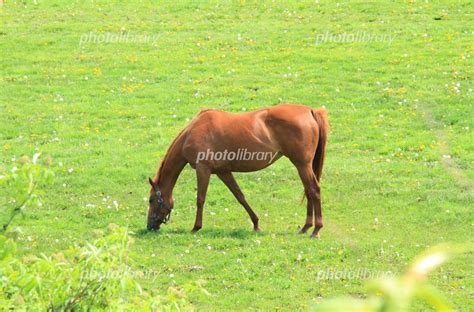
[0,153,53,232]
[314,244,472,312]
[0,155,200,310]
[0,225,199,310]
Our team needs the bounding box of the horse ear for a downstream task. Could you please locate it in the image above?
[148,177,156,190]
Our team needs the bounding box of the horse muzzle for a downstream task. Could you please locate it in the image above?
[147,220,161,231]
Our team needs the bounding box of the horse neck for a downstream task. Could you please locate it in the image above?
[155,133,188,198]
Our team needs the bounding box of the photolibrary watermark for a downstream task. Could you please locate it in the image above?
[316,268,393,281]
[80,268,161,281]
[196,148,279,164]
[315,31,395,46]
[79,32,159,45]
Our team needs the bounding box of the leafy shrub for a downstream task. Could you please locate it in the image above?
[0,155,199,310]
[0,225,196,310]
[0,153,53,233]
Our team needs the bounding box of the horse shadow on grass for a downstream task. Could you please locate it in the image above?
[134,227,263,239]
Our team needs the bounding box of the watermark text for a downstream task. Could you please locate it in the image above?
[196,148,279,164]
[79,32,159,45]
[315,31,395,46]
[316,268,393,281]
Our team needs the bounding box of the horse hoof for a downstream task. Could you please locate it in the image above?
[298,225,312,234]
[310,233,321,239]
[254,228,262,232]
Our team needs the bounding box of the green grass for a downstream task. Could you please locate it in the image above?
[1,0,472,310]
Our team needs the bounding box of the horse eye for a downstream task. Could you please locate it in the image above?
[149,198,153,204]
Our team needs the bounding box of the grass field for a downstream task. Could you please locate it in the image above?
[1,0,473,310]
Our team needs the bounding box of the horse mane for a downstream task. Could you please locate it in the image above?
[155,119,194,185]
[154,108,216,185]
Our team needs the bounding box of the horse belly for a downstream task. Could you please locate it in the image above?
[226,148,282,172]
[210,145,282,173]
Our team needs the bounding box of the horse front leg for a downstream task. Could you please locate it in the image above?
[191,165,211,234]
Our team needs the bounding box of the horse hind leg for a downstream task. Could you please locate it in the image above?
[217,172,261,232]
[299,191,314,234]
[296,164,322,239]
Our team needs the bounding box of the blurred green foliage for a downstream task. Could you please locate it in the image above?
[314,244,472,312]
[0,157,200,310]
[0,153,53,233]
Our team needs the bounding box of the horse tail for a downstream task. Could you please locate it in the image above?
[311,107,329,182]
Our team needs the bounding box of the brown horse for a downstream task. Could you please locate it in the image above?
[147,103,329,238]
